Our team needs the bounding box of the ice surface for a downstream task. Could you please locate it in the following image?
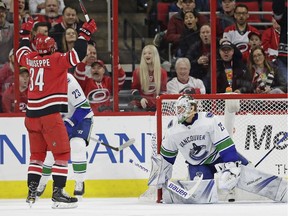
[0,198,287,216]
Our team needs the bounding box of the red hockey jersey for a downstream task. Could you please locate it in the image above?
[16,46,80,117]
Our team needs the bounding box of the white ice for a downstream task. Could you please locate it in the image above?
[0,198,287,216]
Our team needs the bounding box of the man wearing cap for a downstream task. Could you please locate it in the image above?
[0,2,14,64]
[216,40,253,93]
[74,59,126,112]
[2,67,29,113]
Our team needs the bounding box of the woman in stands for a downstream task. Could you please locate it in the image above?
[248,46,287,94]
[130,45,167,111]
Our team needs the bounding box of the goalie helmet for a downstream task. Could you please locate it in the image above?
[35,34,56,54]
[175,95,197,123]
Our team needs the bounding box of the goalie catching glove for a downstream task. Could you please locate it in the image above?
[215,161,241,190]
[79,19,97,41]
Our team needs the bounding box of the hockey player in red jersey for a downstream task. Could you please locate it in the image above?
[16,18,97,208]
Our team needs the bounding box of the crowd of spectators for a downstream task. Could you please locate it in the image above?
[0,0,287,114]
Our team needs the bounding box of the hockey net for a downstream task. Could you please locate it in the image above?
[140,94,288,203]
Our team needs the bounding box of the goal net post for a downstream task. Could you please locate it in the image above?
[142,94,288,203]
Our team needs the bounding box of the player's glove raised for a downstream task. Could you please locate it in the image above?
[19,18,34,39]
[79,19,97,41]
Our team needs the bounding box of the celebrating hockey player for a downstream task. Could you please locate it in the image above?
[36,73,94,198]
[148,94,287,204]
[16,18,97,208]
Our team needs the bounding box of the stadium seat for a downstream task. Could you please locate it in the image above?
[157,2,170,31]
[236,1,261,23]
[261,1,273,21]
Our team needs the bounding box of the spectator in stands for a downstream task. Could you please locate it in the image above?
[272,0,287,82]
[2,66,29,113]
[130,45,167,111]
[223,4,259,54]
[83,44,98,77]
[49,6,85,53]
[176,10,200,57]
[242,31,262,64]
[262,17,280,62]
[167,57,205,94]
[248,46,286,94]
[29,0,65,15]
[74,59,126,113]
[32,0,63,28]
[7,0,31,23]
[0,2,14,64]
[216,40,253,93]
[164,0,208,57]
[61,27,78,53]
[216,0,236,39]
[0,48,14,112]
[186,24,212,93]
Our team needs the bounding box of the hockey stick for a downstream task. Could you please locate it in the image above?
[166,173,203,199]
[255,132,288,167]
[90,137,135,151]
[78,0,90,21]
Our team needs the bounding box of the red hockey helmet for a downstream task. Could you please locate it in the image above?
[35,34,57,54]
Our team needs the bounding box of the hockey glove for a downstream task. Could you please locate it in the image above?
[79,19,97,41]
[19,18,34,39]
[215,161,241,190]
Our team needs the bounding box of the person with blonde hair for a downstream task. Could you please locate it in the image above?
[130,45,168,111]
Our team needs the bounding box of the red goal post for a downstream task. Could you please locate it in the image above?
[153,93,288,202]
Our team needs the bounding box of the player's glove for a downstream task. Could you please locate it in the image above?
[79,19,97,41]
[64,118,75,138]
[19,18,34,39]
[215,161,241,190]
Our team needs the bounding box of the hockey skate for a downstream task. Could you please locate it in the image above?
[52,187,78,209]
[36,184,46,197]
[74,181,85,196]
[26,182,38,207]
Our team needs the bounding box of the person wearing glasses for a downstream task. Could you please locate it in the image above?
[222,4,259,54]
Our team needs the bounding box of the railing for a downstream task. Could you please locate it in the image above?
[123,18,146,72]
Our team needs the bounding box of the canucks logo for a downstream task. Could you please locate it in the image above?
[189,143,208,160]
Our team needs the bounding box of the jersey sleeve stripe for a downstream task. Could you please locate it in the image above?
[160,146,178,158]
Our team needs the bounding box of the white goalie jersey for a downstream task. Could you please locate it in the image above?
[63,73,94,119]
[160,112,236,165]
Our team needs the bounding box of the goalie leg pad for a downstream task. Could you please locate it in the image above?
[162,179,218,204]
[147,155,172,189]
[237,165,287,202]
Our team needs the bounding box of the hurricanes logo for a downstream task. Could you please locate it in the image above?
[189,143,208,160]
[87,89,110,104]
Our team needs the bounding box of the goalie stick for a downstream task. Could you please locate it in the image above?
[90,137,135,151]
[255,132,288,167]
[78,0,90,22]
[166,173,203,199]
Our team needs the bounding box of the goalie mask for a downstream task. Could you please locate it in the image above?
[175,95,197,123]
[35,34,57,54]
